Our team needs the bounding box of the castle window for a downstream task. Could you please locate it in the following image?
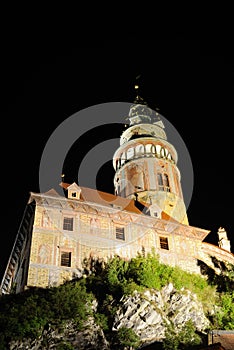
[160,147,167,158]
[151,144,156,154]
[157,173,170,192]
[163,173,169,187]
[116,227,125,240]
[135,144,144,156]
[160,237,169,250]
[157,173,164,190]
[145,144,152,154]
[127,147,134,160]
[63,217,73,231]
[121,153,126,166]
[61,252,71,267]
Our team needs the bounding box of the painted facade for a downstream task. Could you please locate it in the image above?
[1,97,234,294]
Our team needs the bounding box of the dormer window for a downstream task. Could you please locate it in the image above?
[67,182,81,200]
[148,203,162,218]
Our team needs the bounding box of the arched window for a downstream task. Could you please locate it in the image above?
[160,147,167,158]
[120,153,126,166]
[145,144,152,155]
[127,147,134,160]
[163,174,170,192]
[156,145,161,157]
[157,173,164,191]
[167,152,172,160]
[157,172,170,192]
[151,144,156,154]
[135,144,144,156]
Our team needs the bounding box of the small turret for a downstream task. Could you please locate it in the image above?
[217,226,231,252]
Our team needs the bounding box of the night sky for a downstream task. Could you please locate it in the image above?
[1,35,233,281]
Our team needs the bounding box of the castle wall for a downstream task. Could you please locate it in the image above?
[2,195,234,294]
[26,200,213,289]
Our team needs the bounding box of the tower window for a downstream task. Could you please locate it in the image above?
[63,217,73,231]
[116,227,125,240]
[157,173,163,189]
[157,172,170,192]
[163,174,169,187]
[61,252,71,267]
[160,237,169,250]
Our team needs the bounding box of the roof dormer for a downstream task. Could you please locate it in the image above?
[147,203,162,219]
[67,182,81,200]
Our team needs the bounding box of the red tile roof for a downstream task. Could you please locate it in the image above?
[59,182,178,222]
[208,331,234,350]
[60,182,143,214]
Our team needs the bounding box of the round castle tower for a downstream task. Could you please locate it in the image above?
[113,91,189,225]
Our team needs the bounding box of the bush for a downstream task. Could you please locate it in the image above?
[163,320,202,350]
[113,326,141,349]
[0,279,93,348]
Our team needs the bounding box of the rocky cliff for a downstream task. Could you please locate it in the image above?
[9,283,210,349]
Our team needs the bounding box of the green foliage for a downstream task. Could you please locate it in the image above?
[94,312,109,331]
[56,341,75,349]
[213,262,234,292]
[214,291,234,329]
[1,253,234,349]
[47,279,93,328]
[127,252,164,289]
[0,279,93,348]
[199,258,234,293]
[105,255,129,296]
[163,320,202,350]
[113,326,141,349]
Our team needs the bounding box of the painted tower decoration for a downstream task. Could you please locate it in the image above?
[113,87,188,225]
[1,86,233,294]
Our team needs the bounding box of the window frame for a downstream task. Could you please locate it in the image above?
[60,251,72,267]
[157,172,170,192]
[63,217,74,231]
[159,236,169,250]
[116,226,125,240]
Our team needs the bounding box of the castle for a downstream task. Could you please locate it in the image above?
[1,91,234,295]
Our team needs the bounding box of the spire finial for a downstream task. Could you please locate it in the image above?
[134,74,141,93]
[133,74,147,105]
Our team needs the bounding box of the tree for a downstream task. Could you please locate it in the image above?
[113,327,141,350]
[163,320,201,350]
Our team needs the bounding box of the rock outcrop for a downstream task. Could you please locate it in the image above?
[10,317,110,350]
[9,283,210,349]
[113,283,210,344]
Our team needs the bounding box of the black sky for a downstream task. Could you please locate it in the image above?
[1,34,233,280]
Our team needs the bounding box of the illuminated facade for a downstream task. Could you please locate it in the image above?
[1,97,234,294]
[113,101,188,225]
